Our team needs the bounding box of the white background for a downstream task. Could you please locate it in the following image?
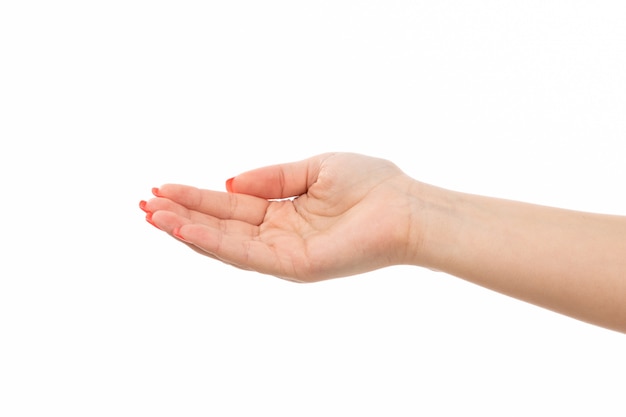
[1,1,625,416]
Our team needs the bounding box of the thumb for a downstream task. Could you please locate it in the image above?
[226,153,334,199]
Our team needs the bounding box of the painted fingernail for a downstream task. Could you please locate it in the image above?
[225,177,235,193]
[139,200,150,213]
[145,212,160,230]
[173,227,187,241]
[152,187,161,197]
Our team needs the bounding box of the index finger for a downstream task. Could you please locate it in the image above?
[154,184,270,225]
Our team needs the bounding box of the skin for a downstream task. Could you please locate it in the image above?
[141,152,626,333]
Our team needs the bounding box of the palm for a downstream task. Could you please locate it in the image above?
[145,153,414,282]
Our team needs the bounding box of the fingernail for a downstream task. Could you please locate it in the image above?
[173,227,187,241]
[139,200,150,213]
[152,187,161,197]
[225,177,235,193]
[145,212,160,230]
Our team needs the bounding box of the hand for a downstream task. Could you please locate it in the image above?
[140,152,626,331]
[141,153,421,282]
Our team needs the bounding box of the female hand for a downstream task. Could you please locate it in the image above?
[141,152,626,331]
[140,153,422,282]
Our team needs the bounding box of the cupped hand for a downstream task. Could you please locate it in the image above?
[140,153,420,282]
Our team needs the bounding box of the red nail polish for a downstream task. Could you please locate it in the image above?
[139,200,150,213]
[225,178,234,193]
[173,227,187,241]
[145,212,160,230]
[152,187,160,197]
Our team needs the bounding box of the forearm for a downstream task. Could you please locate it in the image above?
[411,182,626,333]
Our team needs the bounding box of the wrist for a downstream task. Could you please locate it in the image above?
[402,180,465,270]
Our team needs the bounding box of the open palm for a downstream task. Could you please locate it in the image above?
[142,153,418,282]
